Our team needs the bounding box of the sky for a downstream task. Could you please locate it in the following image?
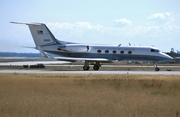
[0,0,180,53]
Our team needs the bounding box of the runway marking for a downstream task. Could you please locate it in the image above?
[0,69,180,75]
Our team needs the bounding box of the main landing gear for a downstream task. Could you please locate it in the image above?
[83,61,101,71]
[83,66,90,70]
[93,64,100,70]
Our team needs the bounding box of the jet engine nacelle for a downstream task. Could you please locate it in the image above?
[58,44,89,53]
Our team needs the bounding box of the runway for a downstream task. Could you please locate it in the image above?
[0,69,180,75]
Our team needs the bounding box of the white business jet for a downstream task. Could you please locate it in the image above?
[11,22,172,71]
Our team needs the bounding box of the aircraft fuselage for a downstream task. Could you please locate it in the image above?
[41,43,172,63]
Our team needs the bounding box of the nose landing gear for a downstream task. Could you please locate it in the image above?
[155,67,160,71]
[154,62,160,71]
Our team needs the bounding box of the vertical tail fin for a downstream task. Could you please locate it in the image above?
[28,23,58,47]
[11,22,58,47]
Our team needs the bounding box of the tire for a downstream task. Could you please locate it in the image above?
[155,67,160,71]
[83,66,90,70]
[93,65,99,70]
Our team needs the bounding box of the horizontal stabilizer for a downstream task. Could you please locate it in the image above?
[10,22,42,26]
[21,46,36,49]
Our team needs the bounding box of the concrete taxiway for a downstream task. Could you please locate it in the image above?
[0,61,70,66]
[0,69,180,75]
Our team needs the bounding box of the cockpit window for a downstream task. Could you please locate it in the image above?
[151,49,160,52]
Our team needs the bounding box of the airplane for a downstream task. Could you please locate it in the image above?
[11,22,173,71]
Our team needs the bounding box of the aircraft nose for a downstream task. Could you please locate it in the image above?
[166,56,173,61]
[161,53,173,62]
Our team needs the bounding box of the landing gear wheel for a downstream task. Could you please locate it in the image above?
[155,67,160,71]
[83,66,90,71]
[93,65,99,70]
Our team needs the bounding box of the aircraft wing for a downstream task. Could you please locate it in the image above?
[54,57,113,63]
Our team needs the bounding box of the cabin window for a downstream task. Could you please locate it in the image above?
[113,50,116,54]
[105,50,109,54]
[97,50,101,53]
[120,50,124,54]
[128,51,132,54]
